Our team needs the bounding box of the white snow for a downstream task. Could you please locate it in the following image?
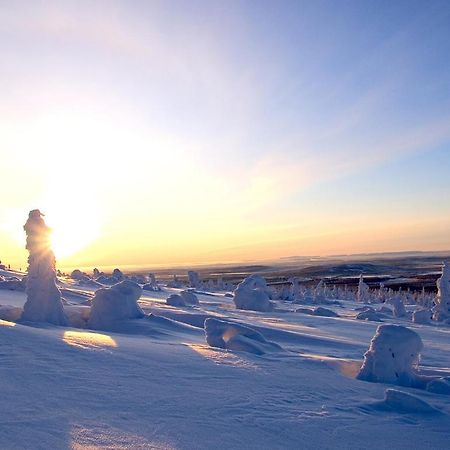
[88,281,144,330]
[357,325,423,387]
[233,275,274,312]
[2,272,450,449]
[21,210,67,326]
[204,317,283,355]
[433,261,450,321]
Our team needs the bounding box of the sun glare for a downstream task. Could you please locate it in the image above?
[45,209,100,260]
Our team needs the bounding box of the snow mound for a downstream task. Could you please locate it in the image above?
[356,309,384,322]
[357,325,423,387]
[88,281,144,330]
[166,294,186,307]
[233,275,274,312]
[296,307,338,317]
[0,305,23,322]
[426,377,450,395]
[180,290,199,305]
[375,389,441,414]
[64,305,91,328]
[204,318,283,355]
[412,309,431,324]
[0,279,26,291]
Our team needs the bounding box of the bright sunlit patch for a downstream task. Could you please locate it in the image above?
[0,319,16,327]
[45,209,100,259]
[63,330,117,349]
[186,343,259,370]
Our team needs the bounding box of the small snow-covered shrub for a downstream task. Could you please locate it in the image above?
[70,269,86,280]
[356,309,383,322]
[426,377,450,395]
[204,318,282,355]
[357,325,423,387]
[312,306,338,317]
[0,279,25,291]
[112,268,124,282]
[295,307,338,317]
[88,281,144,329]
[180,290,199,305]
[376,389,441,414]
[387,295,407,318]
[0,305,23,322]
[166,294,186,307]
[233,275,273,312]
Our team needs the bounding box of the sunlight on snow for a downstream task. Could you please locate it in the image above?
[186,343,260,370]
[63,330,117,350]
[0,319,16,327]
[70,423,177,450]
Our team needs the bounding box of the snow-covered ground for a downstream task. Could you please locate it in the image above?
[1,277,450,449]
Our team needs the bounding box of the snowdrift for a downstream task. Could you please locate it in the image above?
[204,318,283,355]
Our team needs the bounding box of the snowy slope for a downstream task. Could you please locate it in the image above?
[1,284,450,449]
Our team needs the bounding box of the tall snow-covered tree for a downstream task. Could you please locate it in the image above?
[432,261,450,321]
[20,210,67,325]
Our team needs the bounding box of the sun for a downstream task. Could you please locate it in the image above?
[44,209,101,260]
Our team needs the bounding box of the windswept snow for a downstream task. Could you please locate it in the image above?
[1,270,450,449]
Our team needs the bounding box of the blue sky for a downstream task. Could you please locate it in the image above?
[0,0,449,266]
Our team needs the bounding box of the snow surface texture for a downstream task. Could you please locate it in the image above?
[3,272,450,449]
[204,318,283,355]
[413,309,431,324]
[88,281,144,330]
[432,261,450,321]
[357,325,423,388]
[233,275,274,312]
[372,389,442,414]
[20,210,67,325]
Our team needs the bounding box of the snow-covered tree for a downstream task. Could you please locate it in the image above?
[432,261,450,321]
[88,280,144,329]
[233,275,273,312]
[357,274,370,303]
[188,270,201,288]
[20,210,67,325]
[387,294,407,318]
[357,325,423,387]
